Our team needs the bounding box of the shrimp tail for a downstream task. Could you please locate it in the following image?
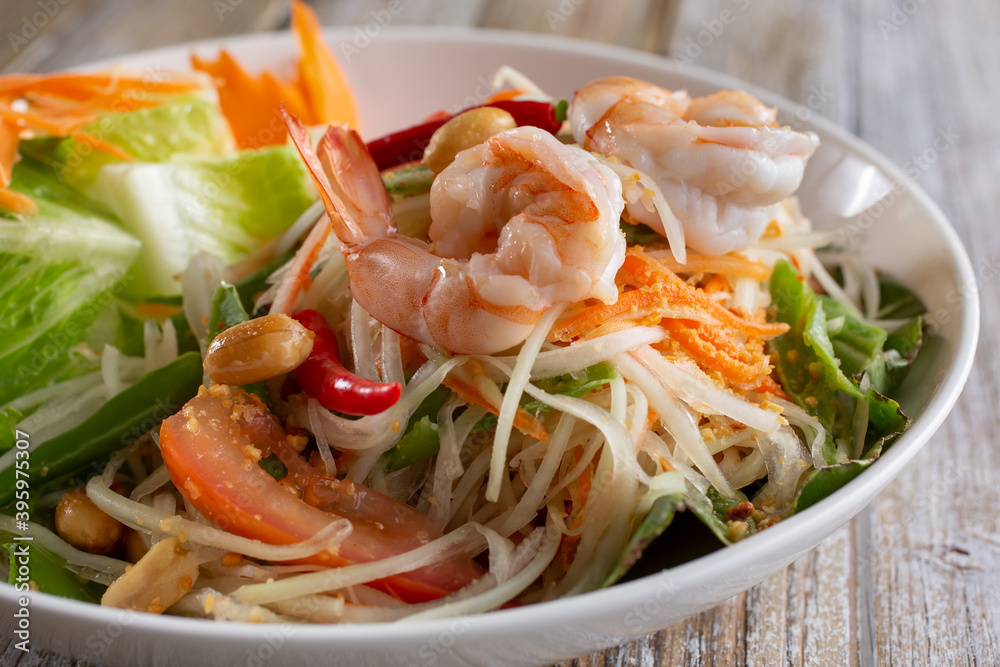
[282,107,364,245]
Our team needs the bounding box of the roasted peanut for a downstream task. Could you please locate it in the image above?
[55,489,122,555]
[101,537,200,613]
[204,313,314,386]
[422,107,517,173]
[122,528,149,564]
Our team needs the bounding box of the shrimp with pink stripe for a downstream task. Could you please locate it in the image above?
[279,111,626,355]
[570,76,819,255]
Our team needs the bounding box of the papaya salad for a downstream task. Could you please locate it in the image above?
[0,5,927,621]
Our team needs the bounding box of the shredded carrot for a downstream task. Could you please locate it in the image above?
[134,303,182,319]
[618,249,788,338]
[0,71,203,101]
[0,188,37,215]
[0,67,205,213]
[0,105,95,136]
[552,247,787,389]
[658,319,774,388]
[551,247,787,343]
[754,375,790,400]
[0,119,18,188]
[291,0,359,129]
[549,289,664,342]
[0,119,36,214]
[557,533,580,571]
[191,50,292,149]
[701,273,730,294]
[647,249,772,281]
[484,89,526,104]
[72,131,134,161]
[442,361,548,443]
[193,1,358,149]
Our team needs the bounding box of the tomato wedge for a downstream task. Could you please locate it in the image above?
[159,385,482,603]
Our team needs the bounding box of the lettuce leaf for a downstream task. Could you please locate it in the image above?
[87,147,314,297]
[21,96,234,189]
[0,158,140,404]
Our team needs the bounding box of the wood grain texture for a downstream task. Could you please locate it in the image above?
[1,0,996,665]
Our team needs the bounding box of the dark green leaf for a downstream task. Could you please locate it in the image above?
[383,416,439,473]
[819,296,887,377]
[791,460,872,513]
[206,282,250,345]
[3,538,103,602]
[684,488,736,545]
[869,316,925,396]
[553,99,569,123]
[258,453,288,481]
[0,408,23,454]
[621,221,665,245]
[769,261,862,463]
[603,493,680,587]
[874,278,927,320]
[863,387,909,459]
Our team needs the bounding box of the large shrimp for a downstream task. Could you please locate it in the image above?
[570,76,819,255]
[283,111,626,355]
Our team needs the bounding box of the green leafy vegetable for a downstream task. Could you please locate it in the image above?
[0,158,140,405]
[382,386,451,473]
[384,416,440,473]
[0,408,23,453]
[86,146,314,296]
[21,97,234,190]
[770,261,862,462]
[873,278,927,320]
[869,316,924,395]
[862,387,909,458]
[792,460,872,513]
[258,453,288,482]
[205,282,250,346]
[603,493,680,586]
[0,352,203,506]
[770,262,916,512]
[819,296,887,377]
[3,539,102,602]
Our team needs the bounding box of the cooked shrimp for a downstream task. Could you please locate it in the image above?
[570,76,819,255]
[283,111,626,355]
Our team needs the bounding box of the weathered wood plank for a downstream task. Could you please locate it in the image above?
[0,0,289,74]
[1,1,997,666]
[852,0,1000,665]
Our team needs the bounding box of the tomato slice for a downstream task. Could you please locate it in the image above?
[159,385,482,603]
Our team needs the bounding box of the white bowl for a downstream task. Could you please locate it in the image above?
[1,27,978,667]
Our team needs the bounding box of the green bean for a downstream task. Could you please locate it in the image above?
[0,351,203,506]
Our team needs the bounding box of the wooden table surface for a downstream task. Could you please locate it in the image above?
[2,0,996,665]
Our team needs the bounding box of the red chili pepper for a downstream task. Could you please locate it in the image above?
[366,100,563,171]
[292,310,402,416]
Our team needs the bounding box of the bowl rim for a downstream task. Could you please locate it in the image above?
[2,24,980,649]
